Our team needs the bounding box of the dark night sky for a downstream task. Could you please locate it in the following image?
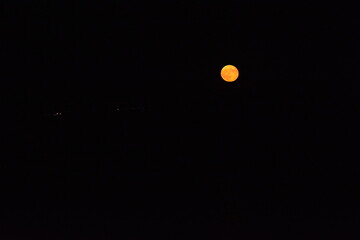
[2,1,360,239]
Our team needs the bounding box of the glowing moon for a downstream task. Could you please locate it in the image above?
[221,65,239,82]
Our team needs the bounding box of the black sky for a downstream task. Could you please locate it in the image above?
[2,1,360,239]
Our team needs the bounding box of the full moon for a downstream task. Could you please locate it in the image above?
[221,65,239,82]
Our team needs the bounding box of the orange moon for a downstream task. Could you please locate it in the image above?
[221,65,239,82]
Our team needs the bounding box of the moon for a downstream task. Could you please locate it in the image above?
[221,65,239,82]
